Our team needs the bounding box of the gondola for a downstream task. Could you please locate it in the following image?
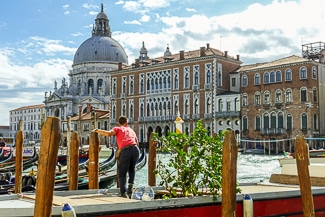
[0,148,14,165]
[54,148,146,191]
[0,147,38,173]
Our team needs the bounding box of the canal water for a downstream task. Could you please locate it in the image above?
[133,152,282,187]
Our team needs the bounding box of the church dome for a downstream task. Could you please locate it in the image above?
[73,36,128,65]
[72,4,128,66]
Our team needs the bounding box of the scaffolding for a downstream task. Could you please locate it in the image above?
[302,41,325,60]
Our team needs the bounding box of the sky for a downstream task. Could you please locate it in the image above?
[1,0,325,126]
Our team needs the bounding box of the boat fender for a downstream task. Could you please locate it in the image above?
[5,172,11,181]
[243,194,253,217]
[26,176,36,186]
[62,203,76,217]
[22,175,28,187]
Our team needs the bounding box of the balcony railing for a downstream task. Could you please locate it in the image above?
[192,114,200,119]
[120,93,126,98]
[204,83,212,90]
[192,85,199,91]
[260,128,285,135]
[215,111,240,118]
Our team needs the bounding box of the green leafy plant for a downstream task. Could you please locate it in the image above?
[154,120,226,199]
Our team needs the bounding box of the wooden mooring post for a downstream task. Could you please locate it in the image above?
[222,130,238,217]
[148,132,156,186]
[69,131,80,190]
[14,120,23,194]
[295,135,315,217]
[88,131,99,189]
[34,117,61,217]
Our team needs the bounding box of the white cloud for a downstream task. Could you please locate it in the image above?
[71,32,83,37]
[140,15,150,22]
[82,4,99,10]
[186,8,196,12]
[124,20,142,25]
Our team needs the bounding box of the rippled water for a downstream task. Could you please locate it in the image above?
[133,152,282,187]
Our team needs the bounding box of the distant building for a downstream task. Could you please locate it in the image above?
[240,54,325,151]
[0,125,9,137]
[9,104,45,145]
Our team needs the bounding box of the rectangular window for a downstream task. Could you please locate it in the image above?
[232,78,236,87]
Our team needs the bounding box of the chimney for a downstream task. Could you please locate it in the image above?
[206,43,210,49]
[87,103,91,113]
[79,105,82,120]
[118,62,122,70]
[236,54,240,61]
[200,47,205,57]
[135,59,140,67]
[180,50,185,60]
[224,51,228,57]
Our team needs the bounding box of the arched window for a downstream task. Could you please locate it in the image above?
[313,87,317,102]
[254,73,260,85]
[146,103,150,116]
[255,92,261,105]
[159,77,162,89]
[242,75,248,86]
[206,98,211,113]
[300,87,307,102]
[88,79,94,94]
[194,72,199,85]
[300,66,307,79]
[218,99,223,112]
[276,70,282,82]
[301,113,307,130]
[264,72,269,84]
[243,116,248,130]
[242,94,248,106]
[155,78,159,89]
[263,113,269,129]
[287,114,292,130]
[278,112,284,128]
[264,91,270,103]
[276,90,282,103]
[97,79,103,93]
[271,112,276,128]
[140,80,144,93]
[174,101,178,115]
[151,79,154,90]
[270,71,275,83]
[147,80,150,91]
[312,66,317,79]
[235,98,240,111]
[185,73,189,88]
[185,99,189,114]
[194,99,199,114]
[140,104,144,117]
[285,89,292,103]
[285,69,292,81]
[255,115,260,130]
[207,71,211,84]
[129,104,133,118]
[174,75,178,89]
